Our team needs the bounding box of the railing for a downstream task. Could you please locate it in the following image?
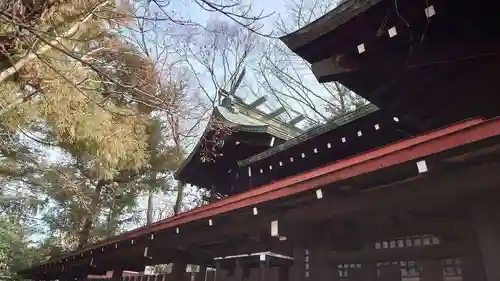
[87,271,213,281]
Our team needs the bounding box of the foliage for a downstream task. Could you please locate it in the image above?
[0,217,35,281]
[0,0,156,179]
[42,164,149,246]
[0,0,190,258]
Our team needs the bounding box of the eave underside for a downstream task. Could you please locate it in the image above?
[236,109,414,190]
[23,118,500,280]
[176,131,281,194]
[280,0,383,54]
[331,56,500,133]
[175,104,303,186]
[238,103,380,167]
[282,0,500,133]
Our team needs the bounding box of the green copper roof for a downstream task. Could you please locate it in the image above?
[216,106,269,128]
[174,104,303,181]
[237,103,379,167]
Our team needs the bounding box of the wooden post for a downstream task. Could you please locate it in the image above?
[235,259,243,281]
[259,255,270,281]
[216,261,222,281]
[172,262,187,281]
[462,253,486,281]
[195,266,207,281]
[461,210,487,281]
[471,203,500,281]
[210,186,217,203]
[268,267,280,281]
[216,261,230,281]
[309,248,338,281]
[206,270,216,281]
[248,267,260,281]
[289,248,305,281]
[278,266,290,281]
[362,240,377,281]
[111,269,123,281]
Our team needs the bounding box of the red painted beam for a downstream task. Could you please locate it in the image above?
[45,117,500,265]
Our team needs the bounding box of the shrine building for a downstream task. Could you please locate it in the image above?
[20,0,500,281]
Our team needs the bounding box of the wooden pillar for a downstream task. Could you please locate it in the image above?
[207,270,216,281]
[362,240,377,281]
[461,208,487,281]
[172,262,187,281]
[259,256,270,281]
[289,248,305,281]
[210,186,217,203]
[216,261,230,281]
[246,268,258,281]
[308,248,338,281]
[195,266,207,281]
[235,260,243,281]
[472,203,500,281]
[278,266,290,281]
[269,267,280,281]
[462,253,486,281]
[419,261,443,281]
[112,269,123,281]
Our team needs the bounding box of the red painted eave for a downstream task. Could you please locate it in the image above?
[45,117,500,265]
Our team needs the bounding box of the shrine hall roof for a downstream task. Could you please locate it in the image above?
[280,0,380,62]
[21,117,500,279]
[279,0,500,134]
[174,104,302,183]
[216,106,269,128]
[238,103,379,167]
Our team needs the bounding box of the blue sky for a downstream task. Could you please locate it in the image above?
[168,0,291,34]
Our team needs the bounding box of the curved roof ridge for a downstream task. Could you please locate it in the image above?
[280,0,382,52]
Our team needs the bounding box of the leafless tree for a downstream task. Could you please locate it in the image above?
[175,18,260,104]
[254,0,367,122]
[134,0,275,37]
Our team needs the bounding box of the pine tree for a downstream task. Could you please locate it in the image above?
[0,0,181,250]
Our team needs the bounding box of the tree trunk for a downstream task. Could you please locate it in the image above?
[173,181,186,215]
[146,119,161,225]
[105,207,120,237]
[171,121,186,216]
[146,171,157,225]
[78,180,104,248]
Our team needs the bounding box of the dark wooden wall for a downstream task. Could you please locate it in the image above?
[85,255,468,281]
